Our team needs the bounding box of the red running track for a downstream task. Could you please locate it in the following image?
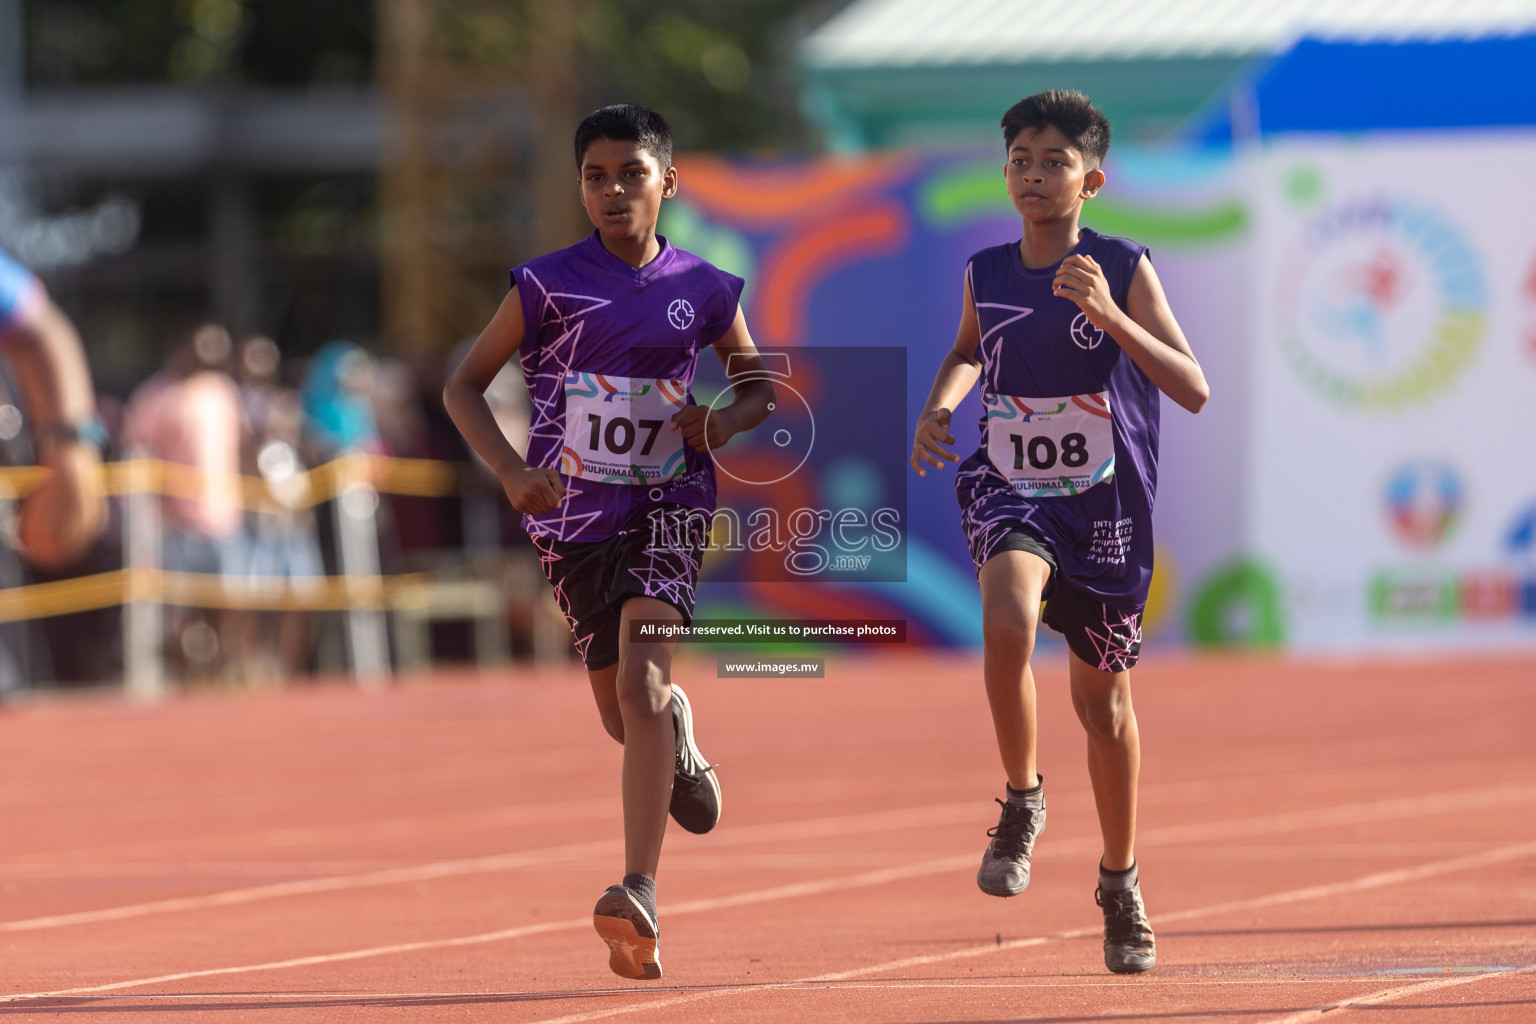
[0,650,1534,1022]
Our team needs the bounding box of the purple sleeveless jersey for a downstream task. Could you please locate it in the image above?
[512,232,744,542]
[956,229,1159,610]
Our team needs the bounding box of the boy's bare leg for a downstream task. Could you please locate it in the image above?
[588,664,624,744]
[614,597,680,879]
[1067,651,1139,870]
[977,550,1052,790]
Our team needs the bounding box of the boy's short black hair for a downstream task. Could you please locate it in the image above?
[1001,90,1111,169]
[574,104,674,170]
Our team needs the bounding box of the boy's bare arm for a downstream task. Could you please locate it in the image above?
[1053,253,1209,414]
[912,271,983,476]
[6,296,106,569]
[673,306,774,452]
[443,287,565,515]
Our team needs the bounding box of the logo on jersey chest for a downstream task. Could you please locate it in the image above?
[1070,312,1106,350]
[667,298,696,330]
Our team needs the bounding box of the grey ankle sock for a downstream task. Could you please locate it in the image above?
[1005,775,1044,810]
[1099,860,1137,892]
[622,873,657,919]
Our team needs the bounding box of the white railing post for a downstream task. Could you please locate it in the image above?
[333,457,390,686]
[123,456,165,701]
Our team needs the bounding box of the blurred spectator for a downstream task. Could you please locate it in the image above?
[300,340,380,458]
[235,334,283,443]
[122,321,249,678]
[123,322,248,574]
[238,334,324,681]
[371,357,471,566]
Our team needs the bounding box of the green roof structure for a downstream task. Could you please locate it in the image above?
[798,0,1536,148]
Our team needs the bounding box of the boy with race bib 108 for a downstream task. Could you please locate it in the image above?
[911,90,1208,974]
[445,104,774,981]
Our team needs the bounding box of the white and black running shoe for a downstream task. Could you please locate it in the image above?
[593,883,662,981]
[668,684,721,834]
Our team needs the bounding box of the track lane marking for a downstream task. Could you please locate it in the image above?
[4,835,1534,1007]
[1256,962,1536,1023]
[3,781,1533,935]
[0,796,620,866]
[518,838,1536,1024]
[13,975,1491,1006]
[0,856,970,1002]
[0,802,992,933]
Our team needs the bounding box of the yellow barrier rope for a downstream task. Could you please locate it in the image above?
[0,568,435,623]
[0,454,467,509]
[0,454,479,622]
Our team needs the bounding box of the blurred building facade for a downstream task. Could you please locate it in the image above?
[0,1,585,395]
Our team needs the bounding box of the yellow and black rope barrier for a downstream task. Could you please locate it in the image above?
[0,454,474,623]
[0,453,464,508]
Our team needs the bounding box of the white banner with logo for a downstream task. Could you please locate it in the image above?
[1247,134,1536,649]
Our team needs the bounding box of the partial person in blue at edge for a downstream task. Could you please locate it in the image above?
[0,246,107,573]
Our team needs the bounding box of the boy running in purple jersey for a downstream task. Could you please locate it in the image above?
[911,91,1209,974]
[445,105,774,981]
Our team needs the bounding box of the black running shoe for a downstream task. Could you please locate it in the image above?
[976,794,1046,897]
[593,883,662,981]
[1096,882,1157,974]
[668,684,721,834]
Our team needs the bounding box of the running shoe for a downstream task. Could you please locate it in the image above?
[1096,882,1157,973]
[668,684,721,834]
[593,883,662,981]
[976,794,1046,897]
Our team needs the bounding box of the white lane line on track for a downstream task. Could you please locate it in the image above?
[0,856,969,1002]
[22,975,1496,1003]
[4,836,1535,1008]
[5,780,1533,935]
[0,838,620,933]
[1256,962,1536,1024]
[0,796,621,867]
[516,838,1536,1024]
[0,802,988,933]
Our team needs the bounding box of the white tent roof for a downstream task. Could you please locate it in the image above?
[803,0,1536,67]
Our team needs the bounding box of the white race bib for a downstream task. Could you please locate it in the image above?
[561,372,689,484]
[984,391,1116,497]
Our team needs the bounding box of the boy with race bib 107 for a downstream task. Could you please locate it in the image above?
[446,104,774,982]
[911,90,1209,974]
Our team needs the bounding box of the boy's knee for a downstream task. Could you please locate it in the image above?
[616,644,672,716]
[1073,686,1131,741]
[982,605,1039,656]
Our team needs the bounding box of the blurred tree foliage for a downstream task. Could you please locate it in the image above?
[575,0,832,150]
[26,0,837,150]
[25,0,373,87]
